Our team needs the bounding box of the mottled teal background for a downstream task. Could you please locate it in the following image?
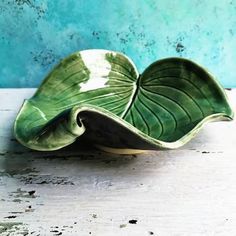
[0,0,235,88]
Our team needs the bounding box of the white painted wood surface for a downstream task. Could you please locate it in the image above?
[0,89,236,236]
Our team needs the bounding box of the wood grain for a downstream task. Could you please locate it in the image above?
[0,89,236,236]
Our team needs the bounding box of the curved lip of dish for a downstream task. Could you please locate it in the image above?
[14,103,233,152]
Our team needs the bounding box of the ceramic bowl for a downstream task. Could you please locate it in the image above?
[14,49,234,154]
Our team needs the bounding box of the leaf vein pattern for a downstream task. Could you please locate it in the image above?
[141,87,192,122]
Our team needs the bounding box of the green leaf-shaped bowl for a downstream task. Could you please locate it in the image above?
[14,49,234,154]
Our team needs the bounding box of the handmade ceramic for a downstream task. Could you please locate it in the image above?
[14,49,234,154]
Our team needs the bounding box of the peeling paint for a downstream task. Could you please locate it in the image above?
[0,222,28,235]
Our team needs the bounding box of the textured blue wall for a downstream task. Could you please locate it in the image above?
[0,0,235,88]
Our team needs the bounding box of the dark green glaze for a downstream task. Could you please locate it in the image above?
[14,49,234,153]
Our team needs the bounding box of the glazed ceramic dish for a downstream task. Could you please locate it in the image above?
[14,49,234,154]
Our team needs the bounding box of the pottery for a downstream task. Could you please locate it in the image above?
[14,49,234,154]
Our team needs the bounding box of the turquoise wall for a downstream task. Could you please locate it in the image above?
[0,0,235,88]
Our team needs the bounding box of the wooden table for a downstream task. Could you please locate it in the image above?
[0,89,236,236]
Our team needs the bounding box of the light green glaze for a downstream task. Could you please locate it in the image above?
[14,49,234,153]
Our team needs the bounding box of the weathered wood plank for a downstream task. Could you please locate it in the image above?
[0,89,236,236]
